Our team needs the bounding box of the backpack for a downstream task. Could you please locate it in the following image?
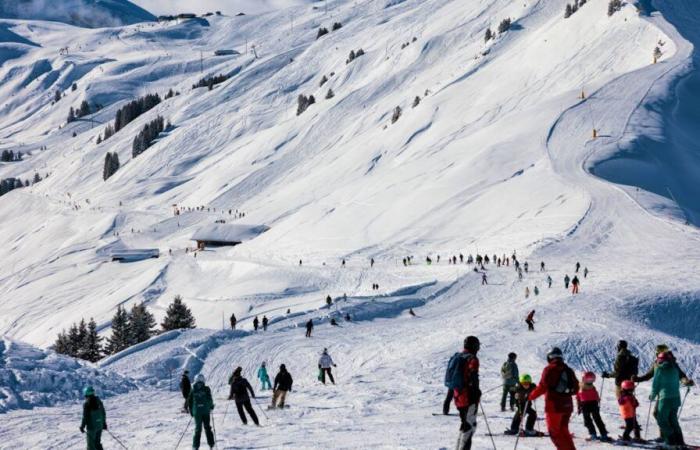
[501,362,514,380]
[621,353,639,378]
[553,366,577,395]
[192,385,210,412]
[445,352,472,389]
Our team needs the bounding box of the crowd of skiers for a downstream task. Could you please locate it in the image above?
[445,336,695,450]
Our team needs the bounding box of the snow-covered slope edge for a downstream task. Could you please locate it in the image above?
[0,0,155,28]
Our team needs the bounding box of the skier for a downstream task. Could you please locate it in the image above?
[318,348,337,384]
[326,295,333,306]
[602,340,639,398]
[534,286,539,296]
[230,313,236,330]
[529,347,579,450]
[617,380,641,443]
[257,362,272,390]
[481,273,488,285]
[518,267,523,281]
[299,259,302,266]
[262,315,268,331]
[253,316,259,331]
[525,287,530,298]
[228,367,259,425]
[271,364,293,409]
[650,351,686,447]
[180,370,192,413]
[575,262,581,273]
[547,275,552,288]
[426,256,432,265]
[451,336,481,450]
[330,318,339,326]
[525,310,535,331]
[500,352,519,412]
[370,257,375,267]
[187,374,215,449]
[576,372,610,441]
[345,313,351,321]
[564,274,570,289]
[571,275,580,294]
[341,259,346,267]
[540,261,545,272]
[80,386,107,450]
[305,319,313,337]
[584,267,589,278]
[505,374,539,436]
[524,262,529,273]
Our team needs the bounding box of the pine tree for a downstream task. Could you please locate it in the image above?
[498,18,512,34]
[161,295,196,331]
[412,96,421,108]
[67,107,76,123]
[484,27,493,42]
[53,330,70,355]
[564,4,573,18]
[129,303,156,344]
[75,319,88,359]
[325,89,334,99]
[319,75,328,87]
[103,153,113,181]
[391,106,402,124]
[33,172,42,184]
[54,90,62,103]
[316,27,329,39]
[82,318,103,362]
[106,305,131,354]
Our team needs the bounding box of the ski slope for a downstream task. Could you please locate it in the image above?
[1,0,700,448]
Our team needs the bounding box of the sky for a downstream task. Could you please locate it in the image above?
[129,0,311,16]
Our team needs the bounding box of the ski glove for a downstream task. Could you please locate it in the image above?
[103,424,108,430]
[601,372,610,378]
[80,426,85,433]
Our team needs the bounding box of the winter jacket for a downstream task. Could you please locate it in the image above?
[529,360,578,414]
[319,353,334,369]
[651,361,681,401]
[514,382,535,410]
[453,351,480,408]
[274,370,294,391]
[81,397,106,431]
[636,352,687,383]
[501,360,519,386]
[257,366,270,382]
[179,374,191,399]
[187,381,214,417]
[229,375,255,403]
[618,392,638,419]
[576,384,600,404]
[608,348,638,385]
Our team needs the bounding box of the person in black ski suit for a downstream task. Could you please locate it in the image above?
[505,375,538,436]
[564,274,570,289]
[305,319,313,337]
[180,370,192,413]
[253,316,259,331]
[229,313,236,330]
[602,340,639,398]
[262,315,268,331]
[228,367,259,425]
[271,364,294,409]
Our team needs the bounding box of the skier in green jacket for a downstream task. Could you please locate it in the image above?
[650,352,685,447]
[80,386,106,450]
[258,362,272,390]
[187,374,215,450]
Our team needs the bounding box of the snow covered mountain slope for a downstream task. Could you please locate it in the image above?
[1,0,700,447]
[0,0,155,28]
[132,0,315,16]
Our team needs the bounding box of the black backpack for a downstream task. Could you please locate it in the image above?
[621,352,639,378]
[553,366,577,395]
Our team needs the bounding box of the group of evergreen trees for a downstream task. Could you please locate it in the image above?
[103,152,120,181]
[316,22,342,39]
[564,0,587,18]
[297,94,316,115]
[0,150,23,162]
[607,0,622,16]
[192,74,229,91]
[54,296,196,361]
[497,18,512,34]
[100,93,162,143]
[346,48,365,64]
[0,173,46,197]
[132,116,165,158]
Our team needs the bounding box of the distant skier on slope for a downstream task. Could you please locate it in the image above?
[409,308,417,317]
[187,374,215,449]
[481,273,488,285]
[271,364,293,409]
[258,362,272,391]
[529,347,579,450]
[571,276,580,294]
[330,318,339,326]
[526,310,535,331]
[525,287,530,298]
[80,386,107,450]
[584,267,589,278]
[564,274,570,289]
[534,286,539,296]
[305,319,314,337]
[575,262,581,273]
[228,367,259,426]
[180,370,192,413]
[448,336,481,450]
[230,313,237,330]
[318,348,337,384]
[262,315,268,331]
[540,261,545,272]
[253,316,259,331]
[547,275,553,288]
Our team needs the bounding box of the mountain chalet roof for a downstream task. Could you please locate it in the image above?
[191,223,269,245]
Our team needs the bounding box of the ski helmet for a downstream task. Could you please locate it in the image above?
[546,347,563,361]
[519,374,532,384]
[621,380,635,391]
[83,386,95,397]
[464,336,480,352]
[195,374,206,384]
[582,371,596,384]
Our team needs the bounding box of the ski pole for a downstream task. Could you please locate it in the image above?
[482,383,505,395]
[599,376,605,403]
[253,396,270,421]
[513,401,529,450]
[479,401,498,450]
[643,400,653,440]
[211,414,219,450]
[106,429,129,450]
[174,415,193,450]
[678,386,691,419]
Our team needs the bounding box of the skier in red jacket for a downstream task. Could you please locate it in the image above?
[453,336,481,450]
[529,347,579,450]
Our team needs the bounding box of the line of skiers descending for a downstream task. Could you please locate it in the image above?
[445,336,695,450]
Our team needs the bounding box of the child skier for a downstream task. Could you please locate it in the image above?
[576,372,610,441]
[80,386,107,450]
[258,362,272,390]
[618,380,641,442]
[504,374,540,436]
